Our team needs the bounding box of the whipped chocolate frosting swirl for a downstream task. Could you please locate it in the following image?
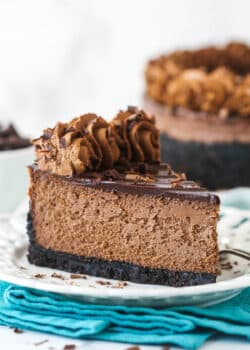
[33,108,160,176]
[111,107,160,163]
[33,114,120,176]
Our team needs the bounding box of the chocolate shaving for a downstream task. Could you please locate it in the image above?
[64,345,76,350]
[70,274,87,279]
[34,339,48,346]
[127,106,138,113]
[96,280,111,286]
[34,273,45,279]
[112,281,128,288]
[13,328,23,334]
[125,173,155,183]
[51,272,65,280]
[220,261,233,270]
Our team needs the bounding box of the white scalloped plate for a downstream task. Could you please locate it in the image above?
[0,203,249,307]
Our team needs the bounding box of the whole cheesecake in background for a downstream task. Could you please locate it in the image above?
[28,107,219,287]
[144,42,250,190]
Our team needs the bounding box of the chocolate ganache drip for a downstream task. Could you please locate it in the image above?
[33,108,160,176]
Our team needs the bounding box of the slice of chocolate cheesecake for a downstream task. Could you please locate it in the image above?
[28,107,219,287]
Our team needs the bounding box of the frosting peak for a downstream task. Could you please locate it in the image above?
[33,108,160,176]
[111,106,160,163]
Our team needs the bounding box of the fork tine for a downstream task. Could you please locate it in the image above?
[219,249,250,260]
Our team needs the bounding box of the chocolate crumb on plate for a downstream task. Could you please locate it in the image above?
[13,328,23,334]
[64,345,76,350]
[112,281,128,288]
[220,261,233,270]
[70,274,87,279]
[51,272,65,280]
[34,273,45,279]
[96,280,111,286]
[126,347,140,350]
[34,339,48,346]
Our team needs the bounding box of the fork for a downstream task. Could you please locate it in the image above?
[219,248,250,261]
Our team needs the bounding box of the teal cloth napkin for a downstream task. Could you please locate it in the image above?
[0,188,249,349]
[0,282,249,349]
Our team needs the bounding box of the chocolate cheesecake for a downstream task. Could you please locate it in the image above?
[144,42,250,189]
[28,107,219,287]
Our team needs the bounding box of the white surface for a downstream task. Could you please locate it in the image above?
[0,326,250,350]
[0,204,249,307]
[0,0,250,134]
[0,147,33,213]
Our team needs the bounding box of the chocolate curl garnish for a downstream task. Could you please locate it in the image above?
[111,107,160,163]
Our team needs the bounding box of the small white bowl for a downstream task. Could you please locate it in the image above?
[0,146,33,214]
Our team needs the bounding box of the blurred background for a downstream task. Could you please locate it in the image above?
[0,0,249,136]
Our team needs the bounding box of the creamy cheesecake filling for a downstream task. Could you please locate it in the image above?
[30,169,218,275]
[144,95,250,144]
